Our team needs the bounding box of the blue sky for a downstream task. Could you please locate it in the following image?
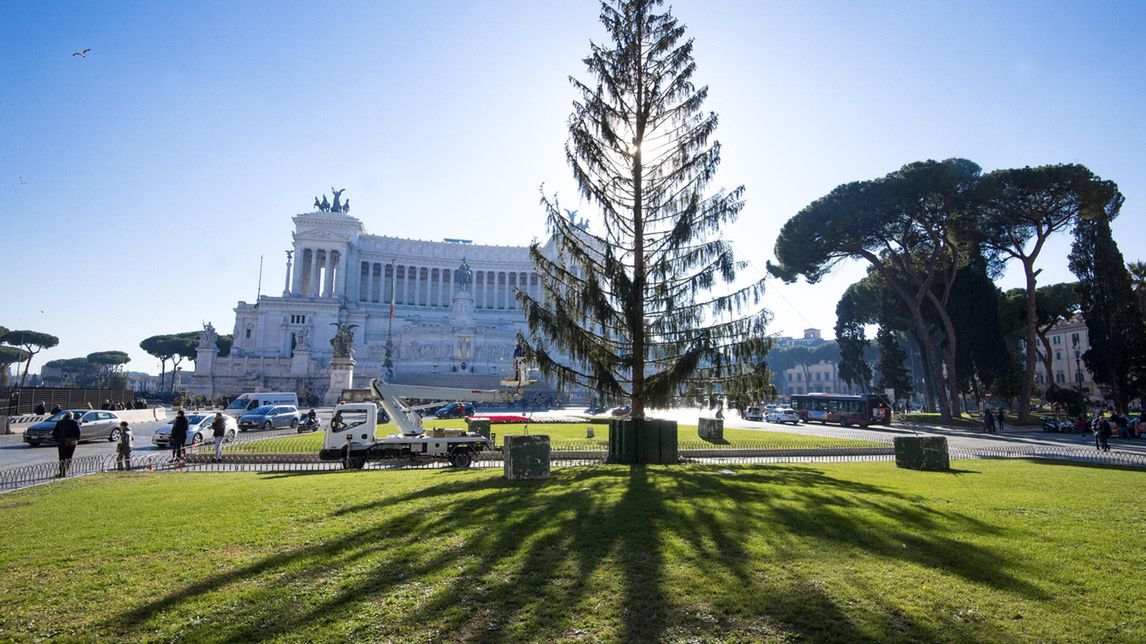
[2,0,1143,375]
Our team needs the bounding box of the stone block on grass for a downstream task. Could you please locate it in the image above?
[466,418,492,438]
[698,418,724,440]
[894,436,949,471]
[503,434,550,480]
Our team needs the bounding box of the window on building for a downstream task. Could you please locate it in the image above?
[1053,335,1061,345]
[815,372,821,381]
[1055,351,1061,361]
[290,314,307,324]
[1056,372,1065,384]
[787,373,793,382]
[245,328,251,339]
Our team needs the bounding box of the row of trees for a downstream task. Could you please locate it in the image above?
[770,159,1141,422]
[1,325,232,393]
[0,328,59,388]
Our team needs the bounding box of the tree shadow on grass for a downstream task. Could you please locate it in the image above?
[106,464,1048,641]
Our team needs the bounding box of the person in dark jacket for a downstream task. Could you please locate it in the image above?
[34,401,46,415]
[50,403,62,414]
[52,411,82,478]
[171,409,189,465]
[1095,413,1112,452]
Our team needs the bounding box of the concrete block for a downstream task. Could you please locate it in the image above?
[467,418,492,438]
[698,418,724,440]
[894,436,949,471]
[504,434,550,480]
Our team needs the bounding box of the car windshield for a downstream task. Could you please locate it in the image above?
[249,405,274,415]
[226,398,250,411]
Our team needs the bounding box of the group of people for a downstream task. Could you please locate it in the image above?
[982,408,1008,433]
[49,408,232,479]
[1086,410,1142,452]
[33,399,148,415]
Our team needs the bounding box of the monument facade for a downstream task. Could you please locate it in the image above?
[188,192,555,402]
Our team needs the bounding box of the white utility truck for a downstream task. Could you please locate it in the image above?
[318,361,534,469]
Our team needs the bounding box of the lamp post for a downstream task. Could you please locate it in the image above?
[1072,335,1082,395]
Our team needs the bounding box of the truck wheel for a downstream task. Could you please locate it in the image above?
[450,449,473,469]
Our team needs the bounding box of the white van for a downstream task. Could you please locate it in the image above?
[224,392,300,416]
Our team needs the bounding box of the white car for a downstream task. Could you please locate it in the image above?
[765,407,799,425]
[153,414,238,447]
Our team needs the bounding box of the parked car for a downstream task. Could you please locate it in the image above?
[435,402,476,419]
[743,406,764,421]
[765,407,800,425]
[153,414,239,447]
[238,405,300,431]
[23,409,123,446]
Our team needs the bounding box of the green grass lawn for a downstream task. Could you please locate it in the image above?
[1,460,1143,642]
[225,421,886,454]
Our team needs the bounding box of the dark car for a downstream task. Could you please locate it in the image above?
[435,402,475,419]
[743,406,764,421]
[238,405,300,431]
[23,409,123,446]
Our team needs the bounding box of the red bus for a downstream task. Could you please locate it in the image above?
[789,393,891,427]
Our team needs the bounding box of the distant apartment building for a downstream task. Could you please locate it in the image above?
[769,329,864,398]
[1032,316,1098,398]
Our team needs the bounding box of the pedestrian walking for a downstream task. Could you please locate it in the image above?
[51,411,81,478]
[115,421,134,471]
[1098,414,1112,452]
[983,408,995,433]
[171,409,189,466]
[1093,413,1111,451]
[210,412,227,461]
[996,408,1007,432]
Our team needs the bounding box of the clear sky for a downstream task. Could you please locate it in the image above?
[2,0,1143,377]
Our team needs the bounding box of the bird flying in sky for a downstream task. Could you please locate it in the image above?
[72,48,91,57]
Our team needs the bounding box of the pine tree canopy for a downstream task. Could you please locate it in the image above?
[520,0,772,417]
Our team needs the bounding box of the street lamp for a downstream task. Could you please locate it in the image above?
[1072,335,1082,394]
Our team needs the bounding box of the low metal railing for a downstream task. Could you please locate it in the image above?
[2,441,1143,492]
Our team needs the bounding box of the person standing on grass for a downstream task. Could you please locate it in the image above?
[51,411,81,478]
[171,409,189,465]
[115,421,134,471]
[210,412,227,462]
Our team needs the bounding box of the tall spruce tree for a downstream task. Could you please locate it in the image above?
[520,0,771,418]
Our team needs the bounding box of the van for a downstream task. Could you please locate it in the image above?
[223,392,299,416]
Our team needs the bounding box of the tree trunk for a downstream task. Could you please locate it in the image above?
[1019,258,1039,424]
[909,306,952,419]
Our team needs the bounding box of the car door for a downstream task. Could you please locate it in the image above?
[78,411,102,440]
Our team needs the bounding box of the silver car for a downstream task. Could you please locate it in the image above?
[153,414,239,447]
[238,405,300,431]
[23,409,124,446]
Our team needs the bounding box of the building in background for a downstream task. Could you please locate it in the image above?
[1032,316,1098,400]
[187,201,556,402]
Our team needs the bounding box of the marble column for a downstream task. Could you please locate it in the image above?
[309,249,321,298]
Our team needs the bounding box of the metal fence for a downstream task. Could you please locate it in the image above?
[3,440,1144,493]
